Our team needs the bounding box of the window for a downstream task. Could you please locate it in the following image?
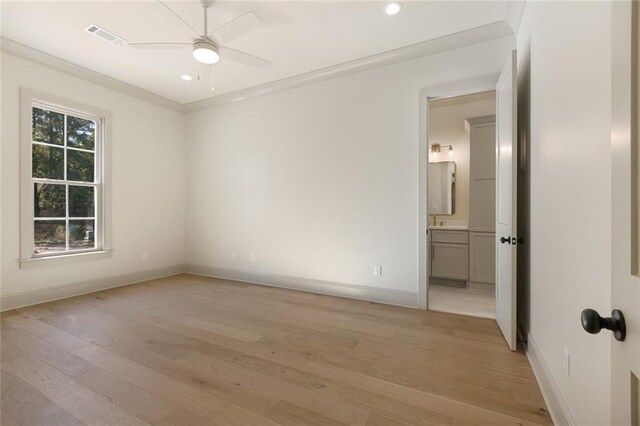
[20,90,111,266]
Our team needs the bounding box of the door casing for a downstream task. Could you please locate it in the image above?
[611,0,640,423]
[418,76,501,310]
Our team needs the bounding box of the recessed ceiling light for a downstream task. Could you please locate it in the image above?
[384,2,402,15]
[181,75,193,81]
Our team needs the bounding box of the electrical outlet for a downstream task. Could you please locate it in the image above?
[374,265,382,276]
[231,251,237,260]
[563,347,570,377]
[141,252,148,261]
[250,253,256,262]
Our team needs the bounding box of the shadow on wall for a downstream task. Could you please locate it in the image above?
[517,43,531,340]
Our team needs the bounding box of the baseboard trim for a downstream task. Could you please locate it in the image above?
[0,264,186,311]
[429,277,467,288]
[526,332,575,426]
[468,281,495,291]
[186,264,419,308]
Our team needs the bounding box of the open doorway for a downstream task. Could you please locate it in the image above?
[426,91,496,319]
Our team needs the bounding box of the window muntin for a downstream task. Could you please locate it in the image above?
[31,104,101,257]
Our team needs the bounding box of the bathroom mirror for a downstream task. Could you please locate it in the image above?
[429,161,456,215]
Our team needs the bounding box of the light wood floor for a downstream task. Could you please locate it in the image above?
[1,274,551,426]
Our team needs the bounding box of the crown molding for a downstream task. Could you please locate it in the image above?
[184,20,515,112]
[0,37,186,112]
[504,0,527,34]
[2,19,515,114]
[430,90,495,109]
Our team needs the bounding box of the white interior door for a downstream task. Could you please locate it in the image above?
[495,50,517,351]
[610,1,639,423]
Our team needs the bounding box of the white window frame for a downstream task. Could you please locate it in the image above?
[19,89,112,268]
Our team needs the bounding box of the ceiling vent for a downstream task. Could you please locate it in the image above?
[84,24,127,46]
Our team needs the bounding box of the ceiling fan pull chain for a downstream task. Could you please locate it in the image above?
[211,65,215,92]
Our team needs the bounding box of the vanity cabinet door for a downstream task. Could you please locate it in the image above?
[469,121,496,180]
[468,116,496,233]
[431,243,469,281]
[469,232,495,283]
[469,179,496,232]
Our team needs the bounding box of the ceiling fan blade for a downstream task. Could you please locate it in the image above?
[157,0,201,38]
[128,42,192,50]
[211,12,261,44]
[220,46,273,69]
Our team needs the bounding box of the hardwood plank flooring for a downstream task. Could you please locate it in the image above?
[0,273,551,425]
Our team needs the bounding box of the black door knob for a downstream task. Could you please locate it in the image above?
[500,236,511,244]
[581,308,626,342]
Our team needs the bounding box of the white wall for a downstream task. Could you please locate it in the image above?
[1,53,187,298]
[186,38,513,296]
[0,4,617,420]
[516,2,612,424]
[428,92,495,223]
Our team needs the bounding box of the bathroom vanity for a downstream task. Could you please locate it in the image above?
[429,226,469,282]
[428,114,496,287]
[429,224,495,287]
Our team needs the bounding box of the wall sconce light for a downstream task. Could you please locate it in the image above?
[430,144,453,157]
[430,144,441,159]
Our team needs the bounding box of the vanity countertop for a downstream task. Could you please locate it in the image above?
[429,225,469,231]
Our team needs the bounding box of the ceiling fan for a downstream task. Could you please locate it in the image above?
[129,0,272,69]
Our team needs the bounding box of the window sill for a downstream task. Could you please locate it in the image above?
[18,250,112,269]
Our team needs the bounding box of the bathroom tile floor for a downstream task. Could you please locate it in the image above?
[428,284,495,319]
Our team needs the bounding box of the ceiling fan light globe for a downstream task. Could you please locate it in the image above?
[193,41,220,64]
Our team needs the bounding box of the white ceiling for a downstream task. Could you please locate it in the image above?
[1,1,510,104]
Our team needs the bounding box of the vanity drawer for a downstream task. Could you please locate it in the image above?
[431,230,469,244]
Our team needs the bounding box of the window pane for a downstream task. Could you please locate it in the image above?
[67,150,94,182]
[34,183,66,217]
[34,220,66,254]
[32,107,64,146]
[69,186,94,218]
[69,220,94,250]
[32,144,64,180]
[67,116,95,150]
